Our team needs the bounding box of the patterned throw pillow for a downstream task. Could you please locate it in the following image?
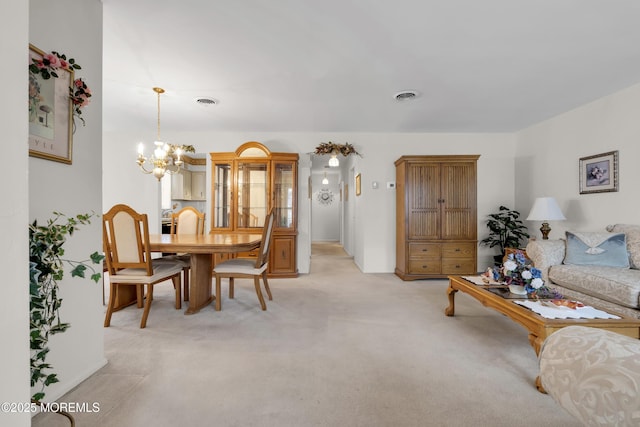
[563,231,629,268]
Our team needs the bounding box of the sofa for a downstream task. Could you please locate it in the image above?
[526,224,640,319]
[539,325,640,426]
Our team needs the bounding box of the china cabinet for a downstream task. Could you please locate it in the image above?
[395,155,479,280]
[210,142,298,277]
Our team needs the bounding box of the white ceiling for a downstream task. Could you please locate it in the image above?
[102,0,640,135]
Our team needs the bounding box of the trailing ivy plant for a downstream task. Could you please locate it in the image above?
[29,212,104,402]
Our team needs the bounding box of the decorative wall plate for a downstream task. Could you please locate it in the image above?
[317,189,334,205]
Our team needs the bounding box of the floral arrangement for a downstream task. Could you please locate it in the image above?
[314,142,361,157]
[488,252,561,299]
[69,78,91,126]
[29,49,91,127]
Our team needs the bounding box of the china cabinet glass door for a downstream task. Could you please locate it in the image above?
[213,162,232,229]
[236,161,268,229]
[273,161,295,230]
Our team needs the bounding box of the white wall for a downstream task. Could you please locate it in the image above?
[104,131,516,274]
[1,1,30,425]
[29,0,105,402]
[515,82,640,237]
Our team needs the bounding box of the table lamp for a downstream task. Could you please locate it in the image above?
[526,197,566,240]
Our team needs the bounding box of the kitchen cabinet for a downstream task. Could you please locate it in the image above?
[191,171,206,200]
[172,169,206,201]
[171,170,192,200]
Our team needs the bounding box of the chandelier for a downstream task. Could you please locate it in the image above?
[136,87,184,180]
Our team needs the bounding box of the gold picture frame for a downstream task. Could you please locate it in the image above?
[355,173,361,196]
[28,44,74,164]
[579,150,618,194]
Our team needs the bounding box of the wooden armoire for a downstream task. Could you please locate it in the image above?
[395,155,480,280]
[210,142,299,277]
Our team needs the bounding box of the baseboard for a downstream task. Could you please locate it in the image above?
[32,357,108,409]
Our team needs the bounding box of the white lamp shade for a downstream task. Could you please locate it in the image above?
[526,197,566,221]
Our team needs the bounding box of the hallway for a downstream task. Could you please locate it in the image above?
[311,241,351,258]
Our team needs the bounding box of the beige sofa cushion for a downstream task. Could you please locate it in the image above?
[606,223,640,269]
[549,264,640,309]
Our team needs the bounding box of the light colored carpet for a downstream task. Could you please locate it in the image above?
[311,241,351,258]
[33,256,580,427]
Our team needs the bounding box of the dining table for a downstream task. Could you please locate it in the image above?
[148,233,262,314]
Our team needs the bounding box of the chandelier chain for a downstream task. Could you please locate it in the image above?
[153,87,165,141]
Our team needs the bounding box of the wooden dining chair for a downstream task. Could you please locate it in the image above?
[213,209,274,311]
[159,206,205,301]
[103,204,184,328]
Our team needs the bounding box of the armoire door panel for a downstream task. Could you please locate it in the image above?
[408,164,440,210]
[441,164,475,209]
[409,211,439,240]
[442,211,475,240]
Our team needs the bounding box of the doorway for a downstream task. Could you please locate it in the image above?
[309,154,353,261]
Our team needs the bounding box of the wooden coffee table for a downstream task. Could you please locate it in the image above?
[445,275,640,391]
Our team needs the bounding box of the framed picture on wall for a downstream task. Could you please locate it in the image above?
[28,44,74,164]
[579,150,618,194]
[355,173,361,196]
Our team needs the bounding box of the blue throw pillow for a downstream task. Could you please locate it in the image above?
[564,231,629,268]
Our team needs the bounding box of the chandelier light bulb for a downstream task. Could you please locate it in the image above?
[328,154,339,167]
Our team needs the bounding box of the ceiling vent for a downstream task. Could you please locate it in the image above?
[394,91,419,101]
[195,97,218,106]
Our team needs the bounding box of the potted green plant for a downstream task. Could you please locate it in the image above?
[479,206,530,264]
[30,212,103,423]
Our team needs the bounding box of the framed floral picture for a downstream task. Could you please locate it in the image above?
[28,44,74,164]
[579,150,618,194]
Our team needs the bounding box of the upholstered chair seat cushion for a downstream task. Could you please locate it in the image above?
[112,260,184,283]
[213,258,268,275]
